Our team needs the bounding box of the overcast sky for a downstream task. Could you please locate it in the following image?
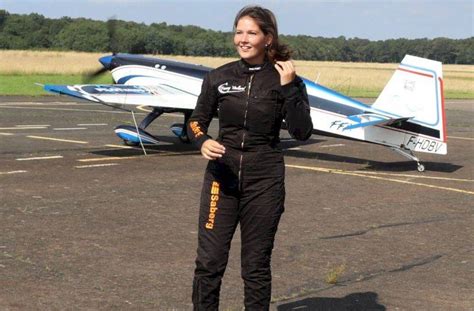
[1,0,472,40]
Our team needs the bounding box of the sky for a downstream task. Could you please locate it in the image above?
[1,0,472,40]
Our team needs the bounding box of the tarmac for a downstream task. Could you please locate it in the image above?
[0,96,472,310]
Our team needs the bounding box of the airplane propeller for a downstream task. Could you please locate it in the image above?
[83,67,109,82]
[82,17,118,83]
[107,18,119,55]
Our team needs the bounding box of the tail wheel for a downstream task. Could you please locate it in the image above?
[417,163,425,172]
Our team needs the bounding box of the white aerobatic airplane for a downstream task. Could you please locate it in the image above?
[44,54,447,172]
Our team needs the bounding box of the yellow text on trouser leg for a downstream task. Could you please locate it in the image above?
[205,181,220,229]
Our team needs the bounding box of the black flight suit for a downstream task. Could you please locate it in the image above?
[188,59,313,310]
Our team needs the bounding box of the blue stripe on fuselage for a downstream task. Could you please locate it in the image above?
[116,75,154,84]
[301,78,367,116]
[302,78,372,109]
[308,94,365,116]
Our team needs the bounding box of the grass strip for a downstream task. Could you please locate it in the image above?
[0,74,112,96]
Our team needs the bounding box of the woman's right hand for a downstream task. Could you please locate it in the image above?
[201,139,226,160]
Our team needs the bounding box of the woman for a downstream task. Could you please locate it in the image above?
[187,5,313,310]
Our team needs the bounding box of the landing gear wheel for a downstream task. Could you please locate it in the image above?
[179,135,190,144]
[417,163,425,172]
[123,140,139,147]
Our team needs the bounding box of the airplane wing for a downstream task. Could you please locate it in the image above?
[44,84,197,111]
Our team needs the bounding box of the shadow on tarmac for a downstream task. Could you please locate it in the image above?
[284,149,462,173]
[277,292,386,311]
[89,137,462,173]
[91,137,323,158]
[90,136,198,157]
[280,138,327,148]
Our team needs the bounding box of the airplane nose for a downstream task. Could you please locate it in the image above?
[99,55,114,69]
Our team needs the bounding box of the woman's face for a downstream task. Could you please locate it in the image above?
[234,16,272,65]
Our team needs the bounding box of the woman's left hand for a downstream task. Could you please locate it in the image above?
[274,60,296,86]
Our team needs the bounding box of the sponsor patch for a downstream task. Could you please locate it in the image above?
[205,181,220,230]
[218,82,246,94]
[189,121,204,138]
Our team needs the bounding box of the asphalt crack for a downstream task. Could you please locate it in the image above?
[272,253,445,304]
[319,216,460,240]
[388,254,443,273]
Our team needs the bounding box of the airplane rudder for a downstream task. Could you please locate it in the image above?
[372,55,445,135]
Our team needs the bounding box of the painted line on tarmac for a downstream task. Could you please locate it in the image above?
[285,164,474,195]
[0,126,48,130]
[447,136,474,141]
[0,102,37,106]
[0,106,140,114]
[104,144,135,149]
[0,102,95,106]
[78,153,166,162]
[137,105,152,113]
[16,155,63,161]
[77,150,199,162]
[53,127,88,131]
[0,170,27,175]
[0,133,14,136]
[0,105,186,118]
[154,150,200,156]
[77,123,108,126]
[78,156,142,162]
[75,163,119,169]
[15,124,50,127]
[27,135,89,144]
[320,144,345,148]
[0,102,41,106]
[350,171,474,182]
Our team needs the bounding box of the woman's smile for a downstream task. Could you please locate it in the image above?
[234,16,271,64]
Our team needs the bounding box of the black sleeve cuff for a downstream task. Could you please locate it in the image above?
[195,135,211,151]
[281,77,302,98]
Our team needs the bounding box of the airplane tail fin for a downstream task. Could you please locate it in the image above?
[372,55,447,148]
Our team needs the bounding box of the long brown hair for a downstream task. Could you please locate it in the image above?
[233,5,291,62]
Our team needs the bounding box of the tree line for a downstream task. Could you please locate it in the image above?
[0,10,472,64]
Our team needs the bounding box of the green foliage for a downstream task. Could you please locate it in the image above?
[53,19,109,52]
[0,10,472,64]
[0,13,51,49]
[456,38,474,64]
[0,10,10,29]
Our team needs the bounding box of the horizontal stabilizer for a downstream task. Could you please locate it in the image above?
[381,117,412,126]
[344,113,413,131]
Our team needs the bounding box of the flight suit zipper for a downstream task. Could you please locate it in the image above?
[238,73,254,191]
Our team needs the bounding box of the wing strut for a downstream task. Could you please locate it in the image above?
[131,110,147,156]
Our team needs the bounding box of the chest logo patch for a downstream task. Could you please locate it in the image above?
[218,82,246,94]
